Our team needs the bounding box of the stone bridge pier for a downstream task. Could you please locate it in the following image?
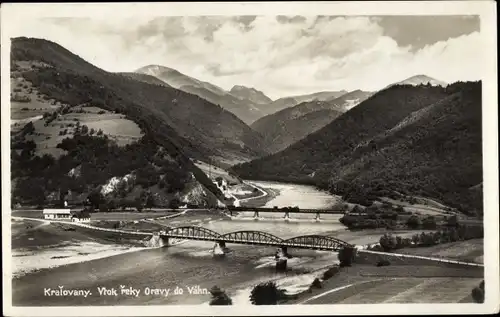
[160,236,169,246]
[213,241,229,257]
[275,246,290,271]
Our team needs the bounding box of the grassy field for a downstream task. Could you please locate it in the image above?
[292,263,482,305]
[331,277,481,304]
[11,63,143,157]
[395,239,484,264]
[22,106,143,158]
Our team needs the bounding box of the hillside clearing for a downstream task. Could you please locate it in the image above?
[21,106,143,157]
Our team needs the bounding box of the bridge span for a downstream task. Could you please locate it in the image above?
[157,226,353,252]
[224,206,347,219]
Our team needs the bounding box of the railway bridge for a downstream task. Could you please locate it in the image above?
[224,207,347,219]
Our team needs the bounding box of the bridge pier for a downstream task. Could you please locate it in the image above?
[213,241,229,258]
[275,246,289,272]
[160,236,169,247]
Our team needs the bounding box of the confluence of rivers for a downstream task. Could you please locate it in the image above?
[12,181,363,306]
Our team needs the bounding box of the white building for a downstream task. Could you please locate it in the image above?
[43,209,72,220]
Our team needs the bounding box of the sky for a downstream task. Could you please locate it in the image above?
[10,15,481,99]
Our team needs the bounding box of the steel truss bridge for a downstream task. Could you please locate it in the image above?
[158,226,353,251]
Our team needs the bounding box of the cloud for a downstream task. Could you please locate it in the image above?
[8,15,481,99]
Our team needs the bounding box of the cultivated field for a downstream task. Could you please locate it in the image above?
[395,239,484,264]
[333,277,481,304]
[11,63,144,157]
[297,264,482,305]
[22,106,143,158]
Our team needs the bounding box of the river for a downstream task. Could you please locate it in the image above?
[12,181,350,306]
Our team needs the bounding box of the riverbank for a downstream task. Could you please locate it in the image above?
[11,217,150,277]
[9,180,484,306]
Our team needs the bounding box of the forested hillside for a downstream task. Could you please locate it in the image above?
[11,37,266,207]
[232,82,483,215]
[11,37,265,163]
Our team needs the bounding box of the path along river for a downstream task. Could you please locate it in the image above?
[11,181,367,306]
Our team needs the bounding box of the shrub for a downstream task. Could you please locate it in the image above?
[379,233,397,251]
[471,286,484,303]
[249,281,287,305]
[406,215,421,229]
[322,266,340,280]
[311,278,322,289]
[209,286,232,305]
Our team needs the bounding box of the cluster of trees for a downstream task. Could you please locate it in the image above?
[339,204,402,230]
[377,224,484,252]
[209,282,289,306]
[280,206,300,212]
[11,131,191,206]
[85,189,183,212]
[339,203,446,231]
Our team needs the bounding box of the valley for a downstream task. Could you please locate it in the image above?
[8,36,484,308]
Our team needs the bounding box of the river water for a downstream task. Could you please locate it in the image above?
[12,181,350,306]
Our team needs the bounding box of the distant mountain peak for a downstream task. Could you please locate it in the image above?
[392,74,447,88]
[229,85,273,104]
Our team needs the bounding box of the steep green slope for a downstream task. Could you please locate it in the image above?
[251,90,372,153]
[12,37,266,163]
[11,37,251,206]
[253,105,343,154]
[232,82,482,214]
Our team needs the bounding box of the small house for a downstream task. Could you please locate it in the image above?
[43,209,72,220]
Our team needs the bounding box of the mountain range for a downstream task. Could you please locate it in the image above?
[135,65,351,123]
[136,65,269,124]
[9,36,481,216]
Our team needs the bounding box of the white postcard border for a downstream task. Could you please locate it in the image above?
[1,1,498,316]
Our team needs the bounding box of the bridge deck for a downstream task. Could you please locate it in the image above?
[161,234,346,251]
[227,208,345,214]
[159,228,353,251]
